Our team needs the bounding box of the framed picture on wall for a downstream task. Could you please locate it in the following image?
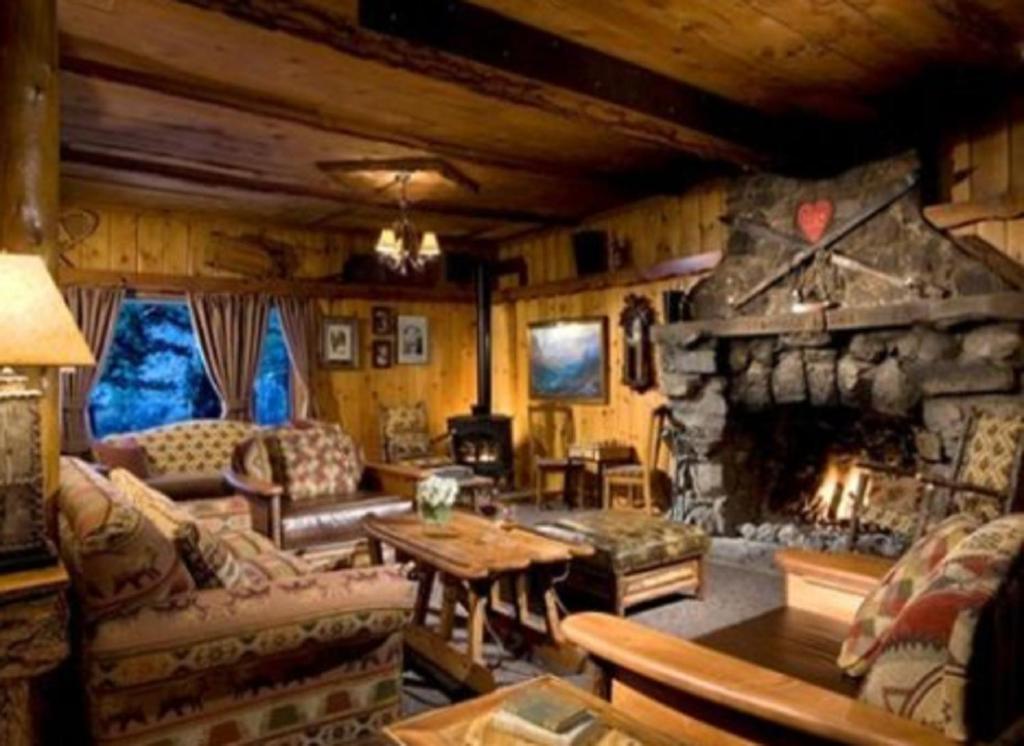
[372,340,393,369]
[371,306,395,335]
[396,315,429,365]
[320,316,359,368]
[528,317,608,403]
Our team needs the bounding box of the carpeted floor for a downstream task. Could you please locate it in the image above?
[399,506,785,716]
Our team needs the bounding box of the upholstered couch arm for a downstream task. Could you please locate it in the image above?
[85,565,415,691]
[563,613,952,746]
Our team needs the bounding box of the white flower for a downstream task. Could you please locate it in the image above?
[417,475,459,509]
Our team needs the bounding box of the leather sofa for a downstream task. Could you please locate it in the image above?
[56,457,416,746]
[226,421,411,562]
[92,418,260,501]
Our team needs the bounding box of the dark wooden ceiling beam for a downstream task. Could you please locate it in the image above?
[60,145,576,227]
[170,0,775,167]
[59,52,619,181]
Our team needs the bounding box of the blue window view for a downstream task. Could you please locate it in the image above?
[90,299,290,437]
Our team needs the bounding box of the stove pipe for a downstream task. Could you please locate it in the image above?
[473,260,492,416]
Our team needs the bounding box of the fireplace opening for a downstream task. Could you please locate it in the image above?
[732,407,914,523]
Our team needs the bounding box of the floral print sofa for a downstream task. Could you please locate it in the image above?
[57,457,415,746]
[92,419,261,503]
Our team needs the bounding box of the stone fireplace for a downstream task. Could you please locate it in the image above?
[654,154,1024,555]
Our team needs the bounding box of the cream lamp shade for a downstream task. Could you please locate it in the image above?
[0,253,95,367]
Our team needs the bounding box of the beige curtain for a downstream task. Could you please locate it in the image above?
[188,293,270,422]
[61,286,125,455]
[276,296,320,420]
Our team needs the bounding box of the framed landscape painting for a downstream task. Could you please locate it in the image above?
[528,317,608,403]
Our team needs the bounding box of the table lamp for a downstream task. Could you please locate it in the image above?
[0,253,94,571]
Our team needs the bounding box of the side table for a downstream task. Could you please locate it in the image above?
[0,563,70,746]
[384,674,681,745]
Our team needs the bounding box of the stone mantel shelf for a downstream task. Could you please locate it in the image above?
[653,292,1024,344]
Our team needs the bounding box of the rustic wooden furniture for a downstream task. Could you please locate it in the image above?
[566,440,636,508]
[534,511,708,615]
[852,409,1024,545]
[364,461,496,509]
[528,403,583,508]
[562,547,1022,745]
[601,405,671,514]
[0,563,69,746]
[384,674,681,746]
[362,511,593,693]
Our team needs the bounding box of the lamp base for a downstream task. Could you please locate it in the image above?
[0,539,57,573]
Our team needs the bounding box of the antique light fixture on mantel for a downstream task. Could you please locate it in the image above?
[374,171,442,274]
[0,253,94,571]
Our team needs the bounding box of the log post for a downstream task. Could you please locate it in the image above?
[0,0,62,501]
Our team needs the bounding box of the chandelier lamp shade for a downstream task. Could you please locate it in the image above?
[374,172,442,274]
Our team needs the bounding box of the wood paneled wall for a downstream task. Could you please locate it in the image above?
[494,182,727,486]
[499,181,725,288]
[60,201,478,459]
[942,88,1024,261]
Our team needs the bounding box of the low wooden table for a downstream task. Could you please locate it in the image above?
[363,512,593,693]
[384,674,681,745]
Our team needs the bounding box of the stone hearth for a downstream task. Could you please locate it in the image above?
[654,154,1024,552]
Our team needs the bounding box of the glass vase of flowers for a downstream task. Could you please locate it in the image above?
[416,475,459,536]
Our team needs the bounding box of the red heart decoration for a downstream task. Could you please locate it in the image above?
[796,199,834,244]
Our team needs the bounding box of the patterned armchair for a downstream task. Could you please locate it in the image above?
[227,421,410,562]
[57,458,415,746]
[853,408,1024,546]
[379,402,452,468]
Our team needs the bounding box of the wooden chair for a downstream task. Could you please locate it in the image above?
[564,547,1024,744]
[528,403,582,508]
[601,405,670,514]
[852,408,1024,544]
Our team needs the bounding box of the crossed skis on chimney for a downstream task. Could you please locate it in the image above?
[722,171,940,310]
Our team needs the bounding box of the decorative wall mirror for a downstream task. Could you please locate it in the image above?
[620,294,656,393]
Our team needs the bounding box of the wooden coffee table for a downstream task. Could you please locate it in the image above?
[384,674,681,745]
[363,511,593,693]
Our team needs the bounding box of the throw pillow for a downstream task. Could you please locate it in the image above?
[274,425,364,500]
[57,458,195,621]
[109,468,193,541]
[174,522,251,589]
[215,529,312,582]
[91,437,151,479]
[859,514,1024,740]
[838,512,981,676]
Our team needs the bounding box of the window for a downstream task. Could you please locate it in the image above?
[90,299,291,437]
[254,308,291,426]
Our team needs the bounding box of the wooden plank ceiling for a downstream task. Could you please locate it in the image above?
[58,0,1024,242]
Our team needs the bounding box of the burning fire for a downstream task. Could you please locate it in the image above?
[805,456,865,524]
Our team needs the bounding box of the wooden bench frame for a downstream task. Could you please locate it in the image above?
[563,549,961,745]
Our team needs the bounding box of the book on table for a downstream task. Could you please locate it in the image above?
[488,689,599,745]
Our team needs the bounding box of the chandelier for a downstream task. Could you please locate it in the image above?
[375,172,441,274]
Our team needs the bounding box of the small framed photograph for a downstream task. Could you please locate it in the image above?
[397,315,429,365]
[371,306,394,336]
[320,316,359,368]
[372,340,394,369]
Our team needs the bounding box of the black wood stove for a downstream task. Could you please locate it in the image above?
[447,262,514,484]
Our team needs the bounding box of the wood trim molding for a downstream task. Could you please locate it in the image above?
[57,266,475,303]
[924,192,1024,230]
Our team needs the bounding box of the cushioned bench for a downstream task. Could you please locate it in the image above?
[534,511,709,614]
